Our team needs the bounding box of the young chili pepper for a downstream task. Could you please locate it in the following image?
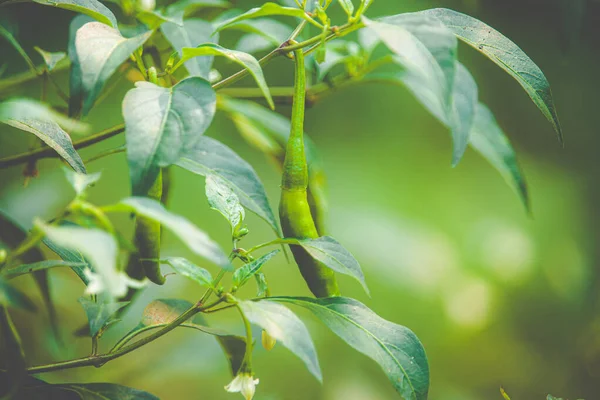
[279,47,340,298]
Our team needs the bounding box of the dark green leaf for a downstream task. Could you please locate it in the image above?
[34,46,66,71]
[78,297,128,336]
[75,22,152,115]
[215,2,321,32]
[175,44,273,109]
[271,296,429,400]
[123,77,216,195]
[161,257,213,287]
[117,197,231,269]
[33,0,118,27]
[422,8,563,142]
[232,249,279,288]
[0,307,27,398]
[53,383,159,399]
[0,278,36,312]
[240,299,322,381]
[161,19,218,79]
[469,103,529,210]
[0,19,37,73]
[3,260,87,280]
[176,136,279,235]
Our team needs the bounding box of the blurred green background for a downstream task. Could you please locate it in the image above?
[1,0,599,398]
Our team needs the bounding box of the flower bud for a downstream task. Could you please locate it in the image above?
[261,330,276,351]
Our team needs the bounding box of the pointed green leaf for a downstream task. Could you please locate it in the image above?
[206,175,245,233]
[215,2,321,32]
[137,10,183,29]
[229,19,292,53]
[161,257,213,287]
[3,260,87,280]
[33,0,117,27]
[0,19,37,73]
[117,197,231,269]
[469,103,529,210]
[0,97,88,133]
[161,19,219,79]
[0,278,36,312]
[123,78,216,195]
[68,15,93,117]
[336,0,354,17]
[232,249,279,288]
[33,47,66,71]
[75,22,152,115]
[422,8,563,142]
[271,296,429,400]
[78,297,128,336]
[43,221,91,285]
[175,44,273,109]
[176,136,279,235]
[64,167,102,196]
[240,300,322,381]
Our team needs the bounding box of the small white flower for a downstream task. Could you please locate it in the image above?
[224,373,259,400]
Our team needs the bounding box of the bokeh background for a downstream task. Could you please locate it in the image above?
[1,0,599,398]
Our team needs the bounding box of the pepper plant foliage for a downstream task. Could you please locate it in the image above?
[0,0,562,399]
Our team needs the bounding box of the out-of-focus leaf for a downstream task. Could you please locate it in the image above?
[271,296,429,400]
[229,18,292,53]
[422,8,563,143]
[161,257,213,287]
[123,78,216,195]
[232,249,279,288]
[78,297,128,336]
[3,260,87,280]
[75,22,152,115]
[64,167,101,196]
[205,175,245,233]
[116,197,231,269]
[0,278,36,312]
[174,44,273,109]
[33,0,118,27]
[215,2,321,32]
[176,136,279,235]
[0,16,37,73]
[0,97,88,134]
[166,0,229,16]
[137,9,183,29]
[161,19,218,79]
[0,306,27,398]
[43,221,91,285]
[240,299,322,381]
[34,46,66,71]
[336,0,354,17]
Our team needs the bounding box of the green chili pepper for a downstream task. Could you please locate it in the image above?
[126,170,165,285]
[279,47,340,298]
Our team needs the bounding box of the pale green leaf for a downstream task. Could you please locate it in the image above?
[240,299,322,381]
[215,2,321,32]
[176,136,279,235]
[161,257,213,287]
[161,19,218,79]
[64,167,101,195]
[205,175,245,233]
[78,297,128,336]
[117,197,231,269]
[42,221,90,285]
[33,0,118,27]
[137,9,183,30]
[336,0,354,16]
[68,15,93,117]
[33,46,66,71]
[229,19,293,53]
[75,21,152,115]
[123,78,216,195]
[0,97,88,133]
[232,249,279,288]
[422,8,563,142]
[175,44,273,109]
[271,296,429,400]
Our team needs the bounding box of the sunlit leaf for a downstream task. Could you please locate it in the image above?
[239,300,322,381]
[75,22,152,115]
[161,19,218,79]
[422,8,563,143]
[205,175,245,233]
[33,0,118,27]
[176,136,279,235]
[161,257,213,287]
[174,44,273,109]
[232,249,279,288]
[116,197,231,269]
[123,78,216,195]
[78,297,128,336]
[33,46,66,71]
[215,2,321,32]
[271,296,429,400]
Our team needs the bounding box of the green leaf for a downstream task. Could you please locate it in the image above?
[285,236,368,294]
[123,78,216,195]
[205,175,245,233]
[161,19,219,79]
[0,278,36,312]
[255,272,268,297]
[64,167,101,195]
[75,21,152,115]
[117,197,231,269]
[0,19,37,73]
[336,0,354,17]
[270,296,429,400]
[33,46,66,71]
[165,0,229,17]
[215,2,321,32]
[3,260,87,280]
[232,249,279,288]
[68,15,93,118]
[422,8,563,143]
[175,44,273,109]
[0,97,88,134]
[229,19,292,53]
[161,257,213,287]
[176,136,279,236]
[137,10,184,30]
[239,299,322,381]
[469,103,529,211]
[78,297,128,336]
[42,221,91,285]
[33,0,118,27]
